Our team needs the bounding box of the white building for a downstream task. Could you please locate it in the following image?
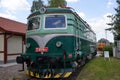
[0,17,26,64]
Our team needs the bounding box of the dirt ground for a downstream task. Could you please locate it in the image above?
[0,64,29,80]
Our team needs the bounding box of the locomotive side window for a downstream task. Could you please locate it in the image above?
[27,17,40,31]
[45,15,66,29]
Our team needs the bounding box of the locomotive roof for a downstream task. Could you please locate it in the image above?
[28,8,72,18]
[28,7,95,34]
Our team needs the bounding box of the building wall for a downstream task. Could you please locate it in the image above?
[0,53,4,61]
[7,55,20,62]
[0,34,4,61]
[0,34,4,51]
[7,35,23,60]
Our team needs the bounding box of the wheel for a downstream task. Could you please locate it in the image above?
[80,57,86,66]
[87,54,93,60]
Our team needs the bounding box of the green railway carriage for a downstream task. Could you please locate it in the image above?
[16,7,97,79]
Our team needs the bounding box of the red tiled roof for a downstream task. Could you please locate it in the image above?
[0,17,26,34]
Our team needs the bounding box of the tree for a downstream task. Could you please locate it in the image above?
[31,0,44,12]
[48,0,67,8]
[107,0,120,40]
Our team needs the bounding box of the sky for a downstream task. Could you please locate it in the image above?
[0,0,117,42]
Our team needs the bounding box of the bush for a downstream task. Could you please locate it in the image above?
[103,45,113,57]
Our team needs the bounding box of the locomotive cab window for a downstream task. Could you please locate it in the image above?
[27,17,40,31]
[45,15,66,29]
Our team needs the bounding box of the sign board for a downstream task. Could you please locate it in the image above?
[35,47,48,52]
[104,51,109,58]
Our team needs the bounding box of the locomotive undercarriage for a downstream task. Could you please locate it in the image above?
[16,55,75,78]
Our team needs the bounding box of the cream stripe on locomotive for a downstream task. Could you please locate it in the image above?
[27,34,74,48]
[27,33,94,48]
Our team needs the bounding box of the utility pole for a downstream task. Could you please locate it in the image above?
[105,30,107,40]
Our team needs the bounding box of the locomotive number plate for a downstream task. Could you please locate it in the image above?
[35,47,48,52]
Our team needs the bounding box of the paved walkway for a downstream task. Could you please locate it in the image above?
[0,64,28,80]
[0,62,17,67]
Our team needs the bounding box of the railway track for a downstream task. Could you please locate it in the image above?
[66,66,83,80]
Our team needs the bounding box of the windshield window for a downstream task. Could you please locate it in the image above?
[27,17,40,30]
[45,15,66,29]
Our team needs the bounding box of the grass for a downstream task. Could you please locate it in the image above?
[77,57,120,80]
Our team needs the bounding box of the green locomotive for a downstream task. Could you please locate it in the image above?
[16,7,97,79]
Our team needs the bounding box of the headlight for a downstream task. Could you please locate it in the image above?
[56,41,62,47]
[26,43,30,48]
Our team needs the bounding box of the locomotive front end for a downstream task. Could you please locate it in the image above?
[16,8,76,79]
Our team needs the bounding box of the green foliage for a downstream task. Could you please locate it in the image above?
[31,0,44,12]
[103,45,113,57]
[12,78,18,80]
[107,0,120,40]
[48,0,67,7]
